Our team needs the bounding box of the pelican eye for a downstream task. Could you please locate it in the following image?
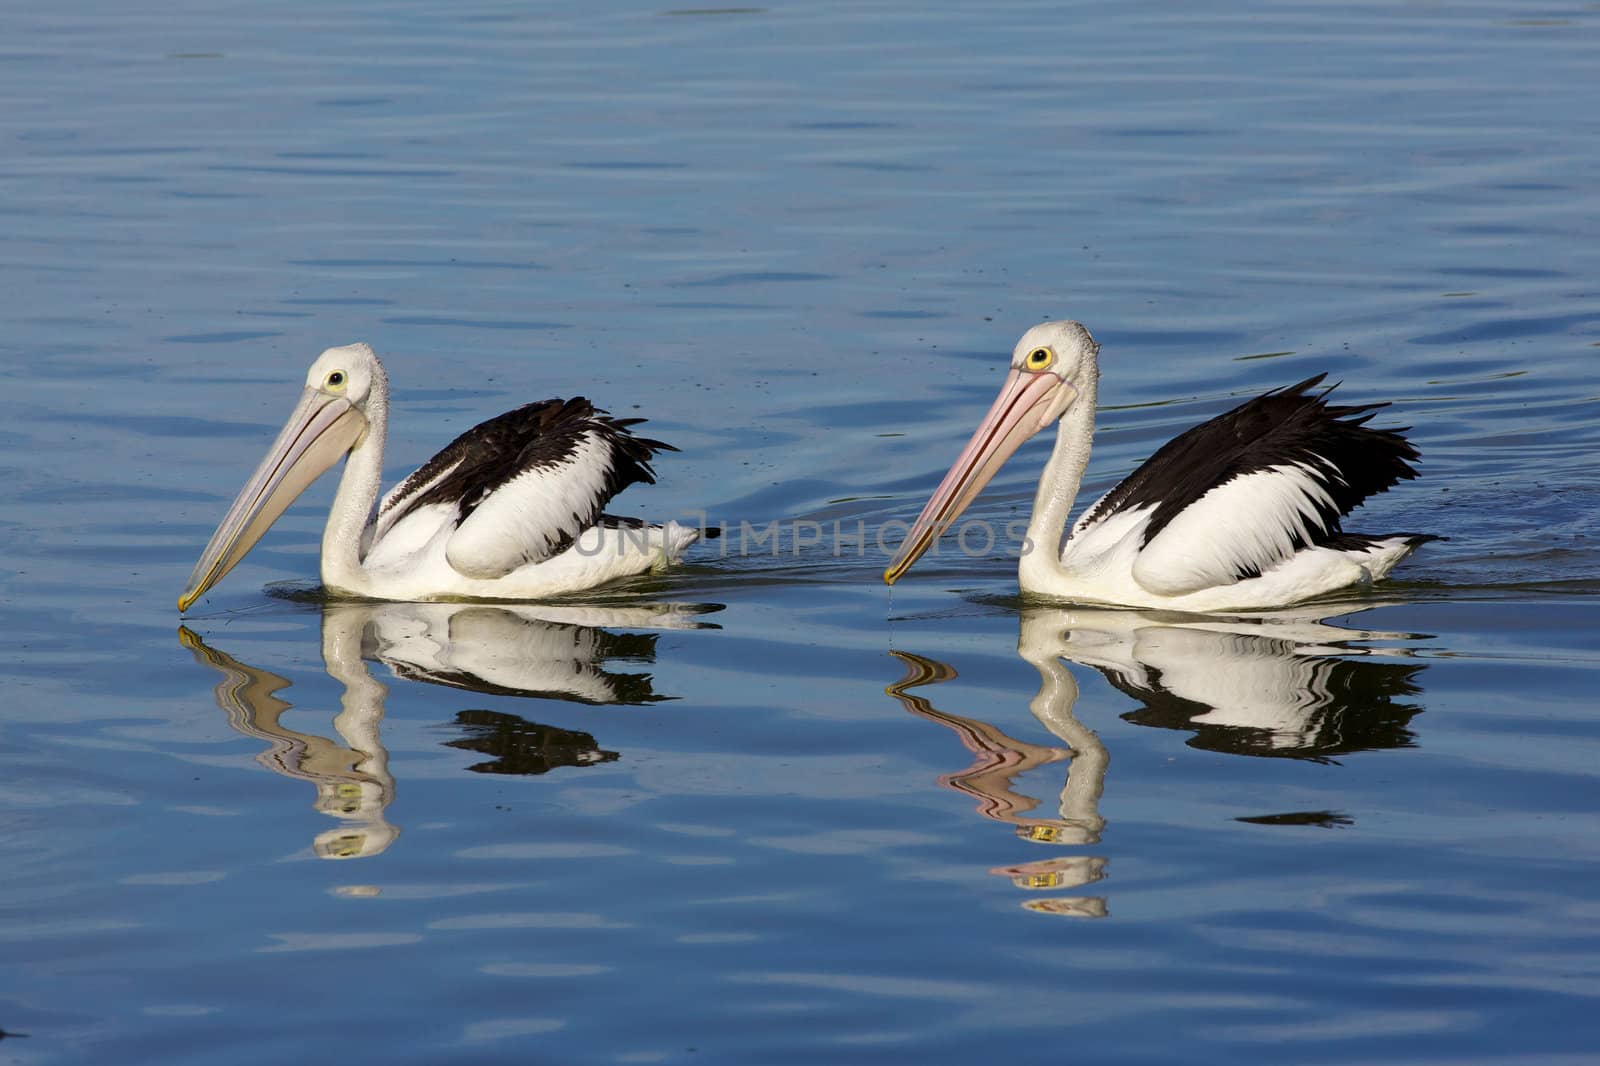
[1024,346,1054,371]
[326,370,346,390]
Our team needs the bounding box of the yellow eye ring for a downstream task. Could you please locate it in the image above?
[1024,347,1054,371]
[326,370,347,391]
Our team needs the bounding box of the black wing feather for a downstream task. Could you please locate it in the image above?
[1080,374,1422,550]
[379,397,674,540]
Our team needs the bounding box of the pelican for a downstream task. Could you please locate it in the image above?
[884,321,1435,610]
[179,343,704,611]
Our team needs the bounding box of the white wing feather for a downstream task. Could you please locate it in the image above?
[356,456,465,570]
[1130,463,1340,597]
[444,435,616,579]
[363,503,457,571]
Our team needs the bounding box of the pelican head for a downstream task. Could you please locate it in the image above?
[884,321,1099,584]
[179,344,384,612]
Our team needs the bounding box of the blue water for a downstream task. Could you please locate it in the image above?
[3,2,1599,1062]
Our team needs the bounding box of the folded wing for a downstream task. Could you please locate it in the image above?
[370,398,673,579]
[1070,376,1422,597]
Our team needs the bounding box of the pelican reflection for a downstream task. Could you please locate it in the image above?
[889,606,1429,916]
[181,600,715,859]
[1035,607,1427,761]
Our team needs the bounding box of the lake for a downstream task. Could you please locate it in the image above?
[2,1,1598,1063]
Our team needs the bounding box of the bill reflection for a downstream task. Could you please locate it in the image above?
[888,646,1110,918]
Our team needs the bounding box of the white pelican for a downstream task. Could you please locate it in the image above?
[884,321,1435,610]
[179,343,704,611]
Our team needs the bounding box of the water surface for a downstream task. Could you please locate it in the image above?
[2,2,1599,1063]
